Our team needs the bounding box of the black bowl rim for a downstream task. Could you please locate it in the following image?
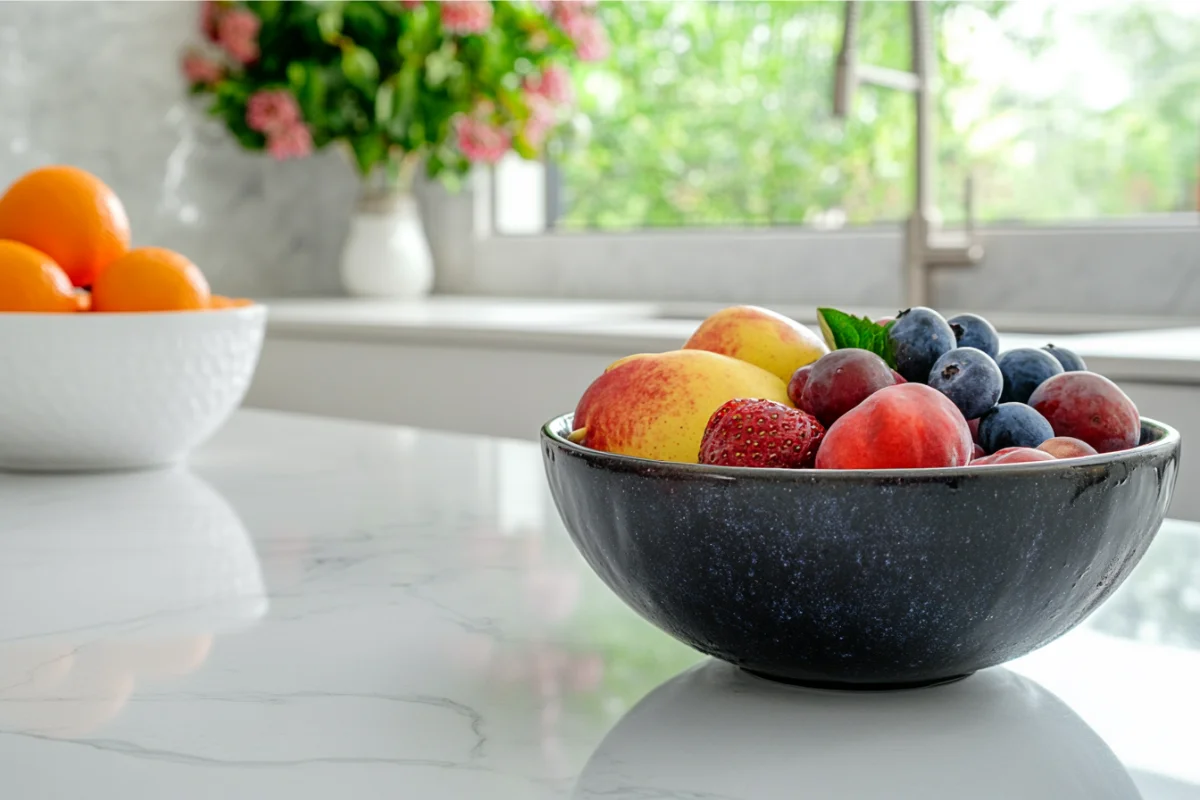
[542,412,1180,480]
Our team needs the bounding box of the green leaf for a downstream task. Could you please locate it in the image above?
[249,0,283,22]
[317,6,343,43]
[350,134,387,176]
[375,81,395,124]
[816,308,896,367]
[287,62,307,92]
[342,47,380,92]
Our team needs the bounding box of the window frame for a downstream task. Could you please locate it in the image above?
[421,170,1200,319]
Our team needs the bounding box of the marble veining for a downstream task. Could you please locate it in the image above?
[0,410,1196,798]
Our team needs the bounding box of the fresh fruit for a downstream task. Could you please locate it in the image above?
[91,246,211,312]
[0,165,131,287]
[887,307,956,384]
[74,290,92,312]
[1038,437,1099,459]
[815,383,973,470]
[1028,372,1140,454]
[787,364,813,409]
[972,447,1057,466]
[800,349,898,426]
[947,313,1000,359]
[574,349,792,463]
[684,305,828,382]
[968,416,981,443]
[0,240,79,313]
[972,443,986,460]
[698,399,824,468]
[927,347,1002,420]
[1043,344,1087,372]
[976,403,1054,453]
[996,348,1064,404]
[209,295,253,309]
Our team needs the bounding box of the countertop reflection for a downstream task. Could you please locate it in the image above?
[576,662,1136,800]
[0,410,1194,799]
[0,468,265,739]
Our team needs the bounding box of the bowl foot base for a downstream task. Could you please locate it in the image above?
[741,668,975,692]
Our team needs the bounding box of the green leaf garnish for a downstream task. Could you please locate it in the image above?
[816,308,896,367]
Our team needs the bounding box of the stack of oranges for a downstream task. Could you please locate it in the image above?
[0,165,250,313]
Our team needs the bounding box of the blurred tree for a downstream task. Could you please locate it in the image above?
[555,0,1200,230]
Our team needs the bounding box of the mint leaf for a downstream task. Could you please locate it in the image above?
[817,308,896,367]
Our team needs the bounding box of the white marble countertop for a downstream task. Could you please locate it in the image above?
[1,410,1198,799]
[262,297,1200,384]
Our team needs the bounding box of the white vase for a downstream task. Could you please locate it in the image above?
[339,191,434,299]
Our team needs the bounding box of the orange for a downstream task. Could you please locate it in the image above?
[0,240,79,312]
[91,246,211,312]
[0,165,131,288]
[209,295,253,309]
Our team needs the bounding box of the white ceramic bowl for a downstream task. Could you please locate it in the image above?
[0,305,266,471]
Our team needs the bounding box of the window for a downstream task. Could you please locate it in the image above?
[453,1,1200,315]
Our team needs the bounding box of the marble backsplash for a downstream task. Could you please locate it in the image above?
[0,0,357,297]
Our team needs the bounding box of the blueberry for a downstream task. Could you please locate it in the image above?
[996,348,1064,404]
[928,347,1002,420]
[947,313,1000,359]
[977,403,1054,453]
[887,307,955,384]
[1043,344,1087,372]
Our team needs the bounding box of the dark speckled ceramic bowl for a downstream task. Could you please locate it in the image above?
[542,413,1180,689]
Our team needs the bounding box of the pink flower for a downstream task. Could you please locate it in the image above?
[182,51,223,86]
[217,7,261,64]
[456,110,511,163]
[524,64,574,106]
[440,1,493,35]
[267,124,313,161]
[554,4,608,62]
[199,0,221,42]
[246,90,302,134]
[521,92,558,150]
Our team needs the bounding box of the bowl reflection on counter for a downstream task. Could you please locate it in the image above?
[0,468,266,737]
[574,661,1138,800]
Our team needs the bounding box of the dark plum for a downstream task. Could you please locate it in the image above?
[947,313,1000,359]
[1038,437,1099,459]
[972,447,1057,466]
[927,347,1002,420]
[996,348,1064,404]
[1043,344,1087,372]
[977,403,1054,453]
[800,349,897,427]
[888,307,956,384]
[787,364,814,410]
[1028,372,1140,453]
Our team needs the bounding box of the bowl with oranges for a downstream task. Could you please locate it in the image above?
[0,166,265,471]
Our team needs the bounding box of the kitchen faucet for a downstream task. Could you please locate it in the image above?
[833,0,983,308]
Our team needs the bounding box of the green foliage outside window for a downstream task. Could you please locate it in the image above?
[556,1,1200,230]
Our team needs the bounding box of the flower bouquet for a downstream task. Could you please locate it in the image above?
[182,0,606,296]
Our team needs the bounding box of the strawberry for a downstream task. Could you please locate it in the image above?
[698,398,824,468]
